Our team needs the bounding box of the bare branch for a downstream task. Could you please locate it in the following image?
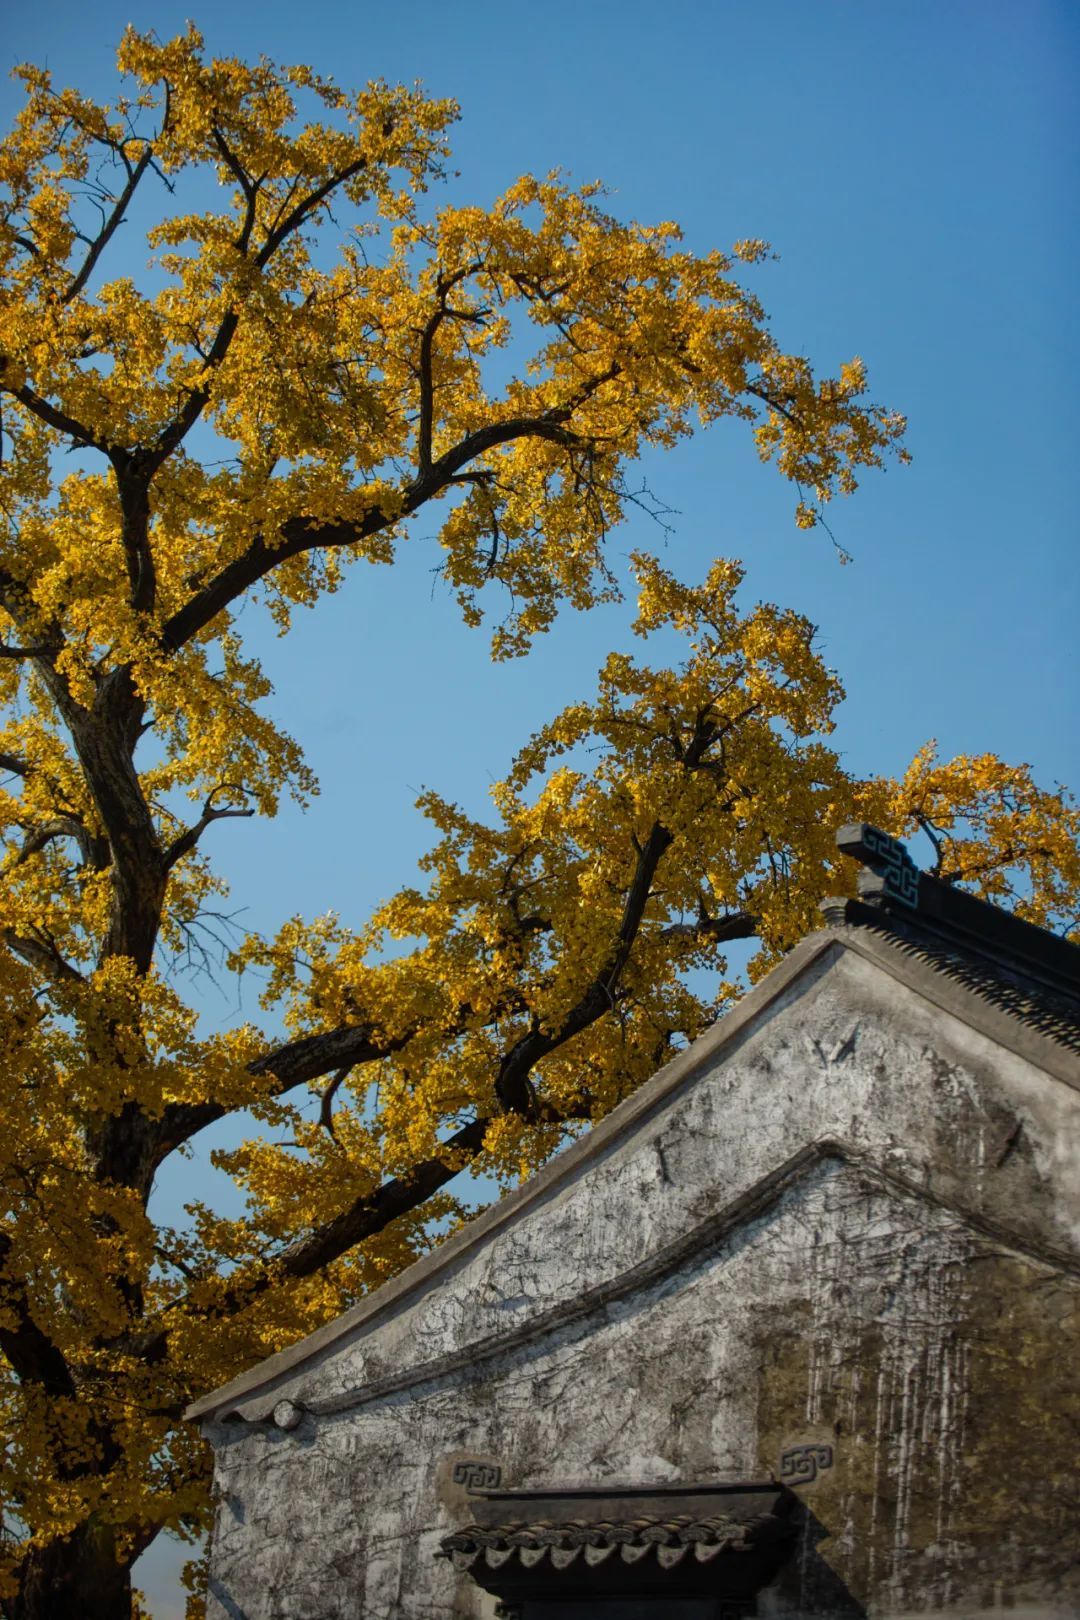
[163,789,255,873]
[63,144,155,306]
[417,263,481,474]
[659,910,757,945]
[11,817,87,866]
[318,1066,352,1140]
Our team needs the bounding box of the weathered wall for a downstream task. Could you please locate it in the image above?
[202,943,1080,1620]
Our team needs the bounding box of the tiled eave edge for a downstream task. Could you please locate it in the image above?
[185,927,1080,1425]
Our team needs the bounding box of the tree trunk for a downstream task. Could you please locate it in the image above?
[8,1521,133,1620]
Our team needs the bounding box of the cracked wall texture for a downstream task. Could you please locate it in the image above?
[201,946,1080,1620]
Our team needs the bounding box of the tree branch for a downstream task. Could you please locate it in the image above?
[250,1021,411,1088]
[744,380,802,430]
[147,1022,414,1170]
[160,412,589,650]
[163,790,255,873]
[146,1058,594,1350]
[0,1233,78,1400]
[150,981,534,1168]
[139,718,748,1347]
[417,263,481,474]
[0,643,55,660]
[318,1066,352,1141]
[210,127,260,254]
[154,716,729,1182]
[138,824,737,1343]
[493,819,674,1116]
[135,1115,492,1359]
[256,158,369,268]
[491,714,722,1116]
[660,910,757,945]
[10,817,87,866]
[146,156,371,473]
[0,568,63,675]
[106,451,158,614]
[44,666,164,973]
[4,380,110,454]
[63,144,155,306]
[278,1114,490,1280]
[3,927,84,984]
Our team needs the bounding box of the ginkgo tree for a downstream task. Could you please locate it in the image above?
[0,26,1076,1620]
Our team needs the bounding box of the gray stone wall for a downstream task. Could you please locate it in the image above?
[202,945,1080,1619]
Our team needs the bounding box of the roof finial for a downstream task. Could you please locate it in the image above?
[835,823,921,910]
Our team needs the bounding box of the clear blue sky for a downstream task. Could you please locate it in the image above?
[2,3,1077,1613]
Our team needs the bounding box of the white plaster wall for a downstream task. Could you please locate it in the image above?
[203,947,1080,1619]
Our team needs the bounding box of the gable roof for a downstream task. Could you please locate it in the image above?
[186,829,1080,1425]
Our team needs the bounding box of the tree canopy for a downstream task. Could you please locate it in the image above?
[0,27,1076,1619]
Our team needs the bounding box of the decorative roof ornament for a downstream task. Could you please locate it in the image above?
[836,822,921,909]
[822,824,1080,1046]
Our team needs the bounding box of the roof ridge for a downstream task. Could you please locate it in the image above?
[834,822,1080,1002]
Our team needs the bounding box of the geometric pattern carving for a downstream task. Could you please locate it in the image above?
[836,822,920,908]
[860,825,920,908]
[779,1443,833,1485]
[451,1460,502,1493]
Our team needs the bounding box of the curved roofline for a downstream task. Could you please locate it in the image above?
[186,926,1079,1424]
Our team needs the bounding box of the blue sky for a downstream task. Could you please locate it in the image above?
[1,2,1077,1613]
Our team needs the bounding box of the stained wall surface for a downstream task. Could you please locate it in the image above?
[201,942,1080,1620]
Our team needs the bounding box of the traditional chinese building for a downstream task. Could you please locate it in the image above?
[188,826,1080,1619]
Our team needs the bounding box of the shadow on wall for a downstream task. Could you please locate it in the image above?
[761,1506,867,1618]
[206,1579,249,1620]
